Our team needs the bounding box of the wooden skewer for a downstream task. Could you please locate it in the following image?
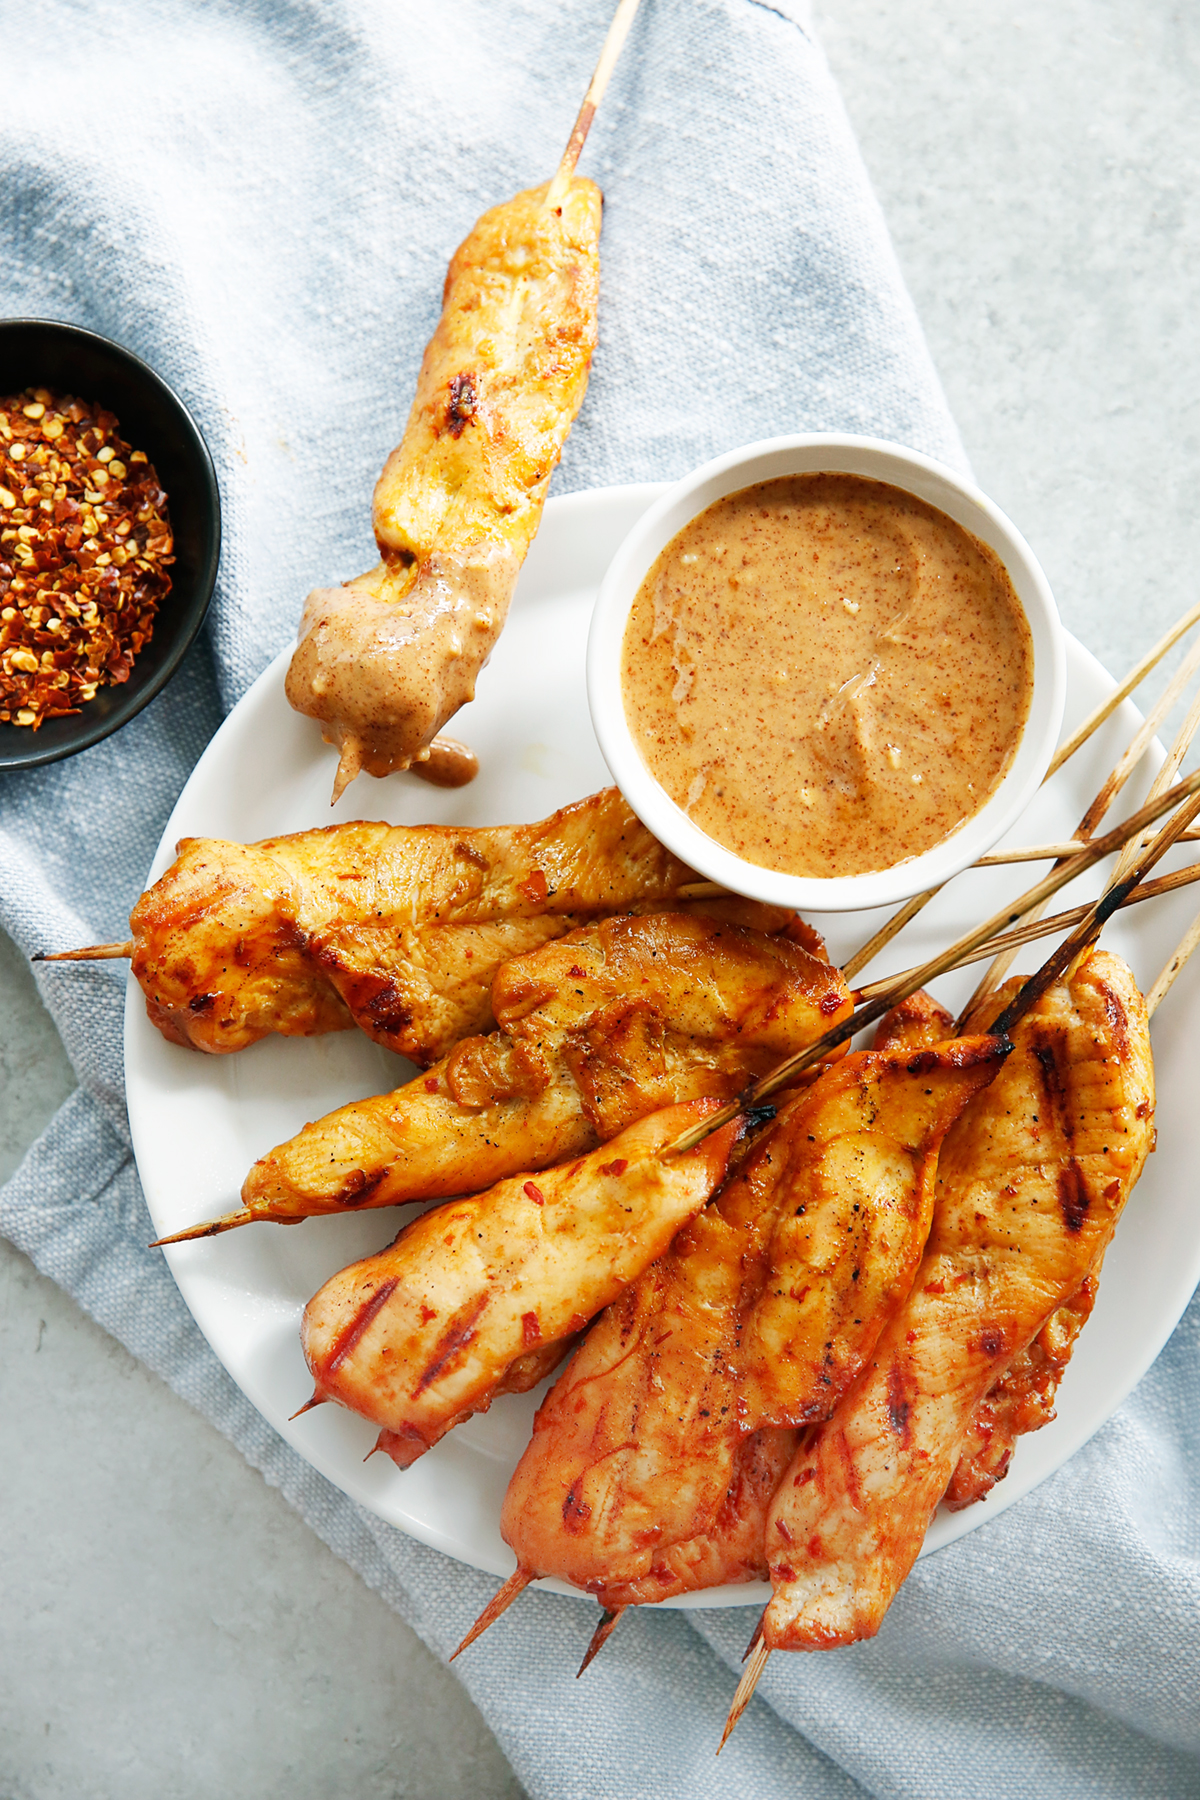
[978,830,1200,867]
[841,888,936,982]
[577,1606,626,1676]
[1072,633,1200,842]
[853,861,1200,1004]
[672,880,730,899]
[842,822,1200,981]
[289,1392,326,1421]
[1146,900,1200,1017]
[1110,679,1200,890]
[449,1568,533,1662]
[34,940,133,962]
[844,595,1200,981]
[1073,633,1200,842]
[959,634,1200,1024]
[662,766,1200,1159]
[1045,596,1200,781]
[718,1638,771,1753]
[151,1208,258,1248]
[547,0,644,207]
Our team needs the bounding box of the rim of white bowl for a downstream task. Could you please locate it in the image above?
[586,434,1066,914]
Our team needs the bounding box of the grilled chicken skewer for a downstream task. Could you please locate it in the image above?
[39,772,1200,1062]
[55,790,716,1062]
[300,1098,741,1468]
[721,948,1153,1741]
[155,910,850,1242]
[456,996,1105,1669]
[286,0,643,798]
[286,177,601,801]
[451,997,1006,1654]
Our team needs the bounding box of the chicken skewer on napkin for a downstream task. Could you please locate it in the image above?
[287,0,643,798]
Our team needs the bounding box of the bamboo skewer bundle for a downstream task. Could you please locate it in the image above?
[843,596,1200,982]
[954,627,1200,1025]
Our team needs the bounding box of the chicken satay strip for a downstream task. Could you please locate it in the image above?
[944,1271,1098,1509]
[228,912,850,1232]
[760,949,1153,1652]
[872,991,1105,1510]
[286,178,602,799]
[127,788,708,1061]
[300,1099,743,1468]
[493,1033,1007,1611]
[869,992,1105,1513]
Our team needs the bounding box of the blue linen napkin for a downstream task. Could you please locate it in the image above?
[2,2,1197,1794]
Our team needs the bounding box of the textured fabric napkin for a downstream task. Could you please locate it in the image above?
[2,1,1198,1794]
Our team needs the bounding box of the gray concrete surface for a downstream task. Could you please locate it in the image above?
[5,2,1200,1794]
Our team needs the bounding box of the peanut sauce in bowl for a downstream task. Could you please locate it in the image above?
[588,437,1064,912]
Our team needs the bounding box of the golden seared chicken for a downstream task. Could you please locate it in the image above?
[128,789,704,1061]
[219,911,851,1236]
[492,1030,1007,1612]
[286,180,602,799]
[759,950,1153,1653]
[301,1100,743,1468]
[868,991,1105,1511]
[944,1273,1098,1509]
[870,993,1103,1512]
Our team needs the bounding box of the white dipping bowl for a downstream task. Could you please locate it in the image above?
[587,434,1066,913]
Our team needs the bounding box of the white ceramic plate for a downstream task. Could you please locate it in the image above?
[126,483,1200,1606]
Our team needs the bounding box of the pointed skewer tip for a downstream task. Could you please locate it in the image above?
[34,940,133,963]
[718,1637,772,1754]
[577,1606,626,1677]
[149,1208,257,1247]
[450,1569,534,1662]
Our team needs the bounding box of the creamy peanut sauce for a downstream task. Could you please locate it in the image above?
[621,474,1034,878]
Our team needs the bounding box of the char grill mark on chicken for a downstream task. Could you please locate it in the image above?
[495,1030,1006,1609]
[239,910,852,1225]
[300,1100,743,1468]
[128,788,704,1063]
[760,950,1153,1653]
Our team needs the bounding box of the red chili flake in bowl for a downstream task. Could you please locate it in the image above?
[0,386,174,728]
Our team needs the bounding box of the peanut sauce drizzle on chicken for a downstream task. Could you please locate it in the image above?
[300,1100,742,1469]
[285,179,602,800]
[222,911,851,1235]
[126,789,711,1063]
[486,1021,1007,1618]
[756,949,1153,1656]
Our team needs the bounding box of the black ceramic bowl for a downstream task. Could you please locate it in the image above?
[0,319,221,771]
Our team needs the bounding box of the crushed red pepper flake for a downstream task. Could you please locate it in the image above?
[0,386,174,728]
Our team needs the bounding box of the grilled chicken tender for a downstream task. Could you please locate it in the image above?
[944,1272,1098,1509]
[285,180,602,798]
[497,1032,1007,1609]
[237,911,851,1228]
[129,788,703,1062]
[871,991,1103,1511]
[301,1100,742,1468]
[872,993,1103,1512]
[761,950,1154,1653]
